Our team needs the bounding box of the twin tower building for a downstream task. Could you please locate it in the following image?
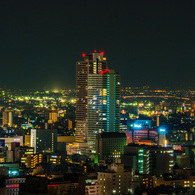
[75,51,120,153]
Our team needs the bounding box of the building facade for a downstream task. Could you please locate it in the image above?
[2,111,13,127]
[98,164,132,195]
[123,144,174,175]
[30,129,57,153]
[96,132,127,160]
[85,184,101,195]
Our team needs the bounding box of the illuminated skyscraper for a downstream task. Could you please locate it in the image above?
[75,51,120,153]
[88,69,120,151]
[75,51,106,143]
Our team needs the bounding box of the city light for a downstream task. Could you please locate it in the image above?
[48,184,59,187]
[100,69,109,74]
[134,124,142,128]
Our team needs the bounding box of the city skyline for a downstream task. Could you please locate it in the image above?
[0,49,195,194]
[1,1,195,89]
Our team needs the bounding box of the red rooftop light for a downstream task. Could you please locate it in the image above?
[100,69,109,74]
[94,50,97,53]
[100,51,104,55]
[82,53,86,57]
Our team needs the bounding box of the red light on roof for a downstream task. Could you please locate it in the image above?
[100,69,109,74]
[82,53,86,57]
[100,52,104,55]
[94,50,97,53]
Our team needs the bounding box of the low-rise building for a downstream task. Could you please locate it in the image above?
[26,154,43,168]
[156,177,195,188]
[85,183,101,195]
[31,129,57,153]
[123,144,174,175]
[96,132,127,160]
[49,154,61,166]
[0,177,26,195]
[0,137,23,150]
[98,164,132,195]
[20,146,34,166]
[0,163,19,177]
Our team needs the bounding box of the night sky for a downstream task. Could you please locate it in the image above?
[1,0,195,90]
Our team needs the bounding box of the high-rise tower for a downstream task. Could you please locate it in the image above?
[75,52,107,142]
[75,51,120,153]
[87,69,120,151]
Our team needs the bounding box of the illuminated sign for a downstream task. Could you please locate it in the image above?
[159,129,165,132]
[9,185,19,188]
[134,124,142,128]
